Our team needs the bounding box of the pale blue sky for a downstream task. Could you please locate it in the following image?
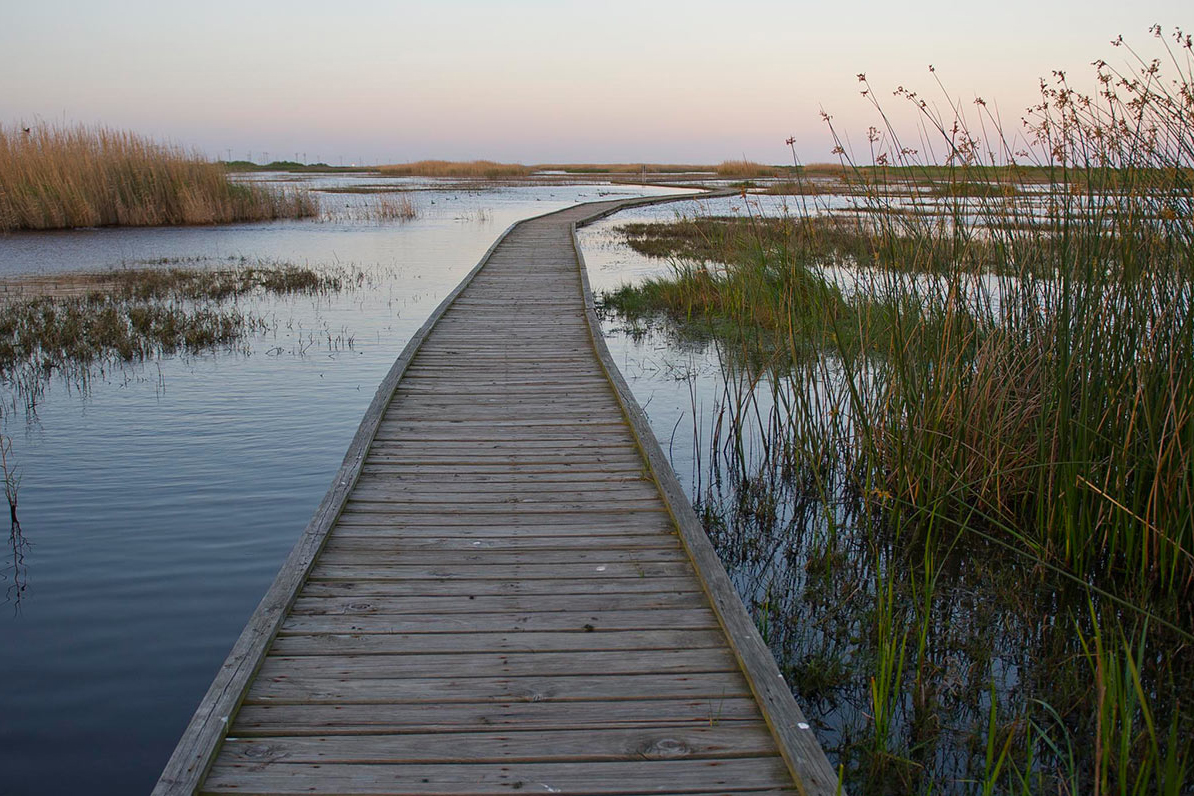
[2,1,1188,164]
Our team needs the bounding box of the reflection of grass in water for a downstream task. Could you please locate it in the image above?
[0,433,25,609]
[0,260,367,411]
[602,30,1193,796]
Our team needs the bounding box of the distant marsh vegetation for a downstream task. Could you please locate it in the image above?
[0,123,316,231]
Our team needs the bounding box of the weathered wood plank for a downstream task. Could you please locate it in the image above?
[306,561,695,581]
[256,647,735,679]
[332,512,670,528]
[269,628,725,656]
[244,671,753,704]
[279,607,719,634]
[341,501,668,515]
[322,534,679,550]
[313,548,687,566]
[201,757,794,795]
[231,697,765,735]
[296,578,702,598]
[217,725,777,763]
[288,592,706,616]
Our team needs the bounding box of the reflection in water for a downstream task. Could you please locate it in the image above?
[1,434,27,608]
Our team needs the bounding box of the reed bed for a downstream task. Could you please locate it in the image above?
[321,193,417,222]
[0,260,365,411]
[601,29,1193,795]
[0,123,316,231]
[378,160,533,178]
[536,162,712,174]
[714,159,785,178]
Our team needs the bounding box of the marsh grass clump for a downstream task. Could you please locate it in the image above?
[379,160,532,179]
[0,297,248,369]
[0,260,365,409]
[714,160,787,178]
[536,163,712,174]
[321,193,417,222]
[602,28,1194,795]
[0,123,317,231]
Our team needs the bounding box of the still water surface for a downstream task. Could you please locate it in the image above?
[0,178,703,794]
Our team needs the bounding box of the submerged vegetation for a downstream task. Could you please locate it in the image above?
[0,123,316,231]
[602,29,1193,795]
[0,260,365,410]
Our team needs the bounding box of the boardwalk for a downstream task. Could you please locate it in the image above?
[155,196,839,796]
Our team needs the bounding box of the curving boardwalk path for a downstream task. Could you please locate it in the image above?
[155,196,839,796]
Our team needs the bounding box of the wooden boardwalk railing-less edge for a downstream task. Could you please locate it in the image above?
[154,193,842,796]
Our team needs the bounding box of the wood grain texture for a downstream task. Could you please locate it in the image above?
[158,190,839,796]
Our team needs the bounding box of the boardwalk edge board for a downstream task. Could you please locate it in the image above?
[572,209,842,796]
[155,189,841,796]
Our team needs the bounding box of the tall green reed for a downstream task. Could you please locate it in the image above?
[602,26,1192,795]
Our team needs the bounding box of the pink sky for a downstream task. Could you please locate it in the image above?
[3,1,1188,165]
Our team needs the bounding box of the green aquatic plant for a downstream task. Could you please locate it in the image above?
[603,27,1194,795]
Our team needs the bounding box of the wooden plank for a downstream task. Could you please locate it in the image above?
[279,607,719,634]
[256,647,735,679]
[231,697,766,735]
[307,562,695,581]
[349,480,656,495]
[322,535,679,550]
[269,628,725,656]
[351,463,651,476]
[244,671,753,704]
[201,758,794,795]
[342,491,665,506]
[327,525,677,540]
[340,501,668,515]
[332,512,671,527]
[352,472,652,485]
[288,592,706,616]
[296,578,702,598]
[217,725,778,763]
[313,548,688,566]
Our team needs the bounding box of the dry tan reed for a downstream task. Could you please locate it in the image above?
[0,123,316,231]
[534,163,712,174]
[378,160,533,178]
[714,160,784,178]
